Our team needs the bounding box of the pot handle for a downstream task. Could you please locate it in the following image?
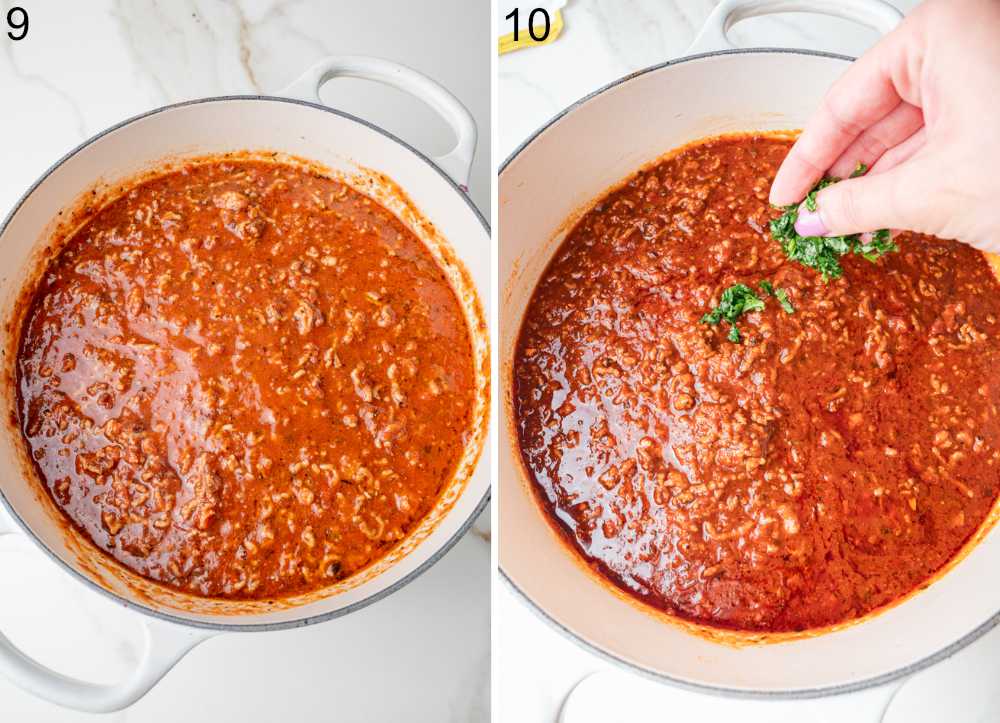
[560,670,906,723]
[0,534,213,712]
[688,0,903,55]
[0,508,16,536]
[279,55,478,191]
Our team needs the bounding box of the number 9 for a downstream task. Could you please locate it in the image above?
[7,6,28,41]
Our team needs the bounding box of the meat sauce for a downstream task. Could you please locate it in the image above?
[513,135,1000,632]
[17,159,475,600]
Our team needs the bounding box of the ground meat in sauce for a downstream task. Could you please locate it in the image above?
[513,135,1000,632]
[17,159,475,600]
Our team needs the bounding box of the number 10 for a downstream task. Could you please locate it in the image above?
[505,7,551,43]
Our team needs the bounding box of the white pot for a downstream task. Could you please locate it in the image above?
[500,0,1000,717]
[0,56,490,712]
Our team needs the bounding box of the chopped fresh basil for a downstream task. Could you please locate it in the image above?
[769,166,896,280]
[701,284,765,326]
[803,177,835,212]
[774,287,795,314]
[759,279,796,314]
[857,228,897,263]
[702,283,765,343]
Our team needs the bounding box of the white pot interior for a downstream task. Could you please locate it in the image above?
[0,97,490,628]
[499,51,1000,694]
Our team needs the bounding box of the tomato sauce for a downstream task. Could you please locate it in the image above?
[17,159,475,600]
[513,135,1000,632]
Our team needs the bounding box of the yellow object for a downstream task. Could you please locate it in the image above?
[498,9,564,54]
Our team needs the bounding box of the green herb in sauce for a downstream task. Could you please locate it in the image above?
[701,283,765,343]
[758,280,795,314]
[769,163,896,281]
[774,287,795,314]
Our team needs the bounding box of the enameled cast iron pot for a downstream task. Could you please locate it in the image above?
[0,56,490,712]
[500,0,1000,717]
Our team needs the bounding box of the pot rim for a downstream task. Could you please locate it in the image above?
[0,93,491,632]
[498,46,1000,699]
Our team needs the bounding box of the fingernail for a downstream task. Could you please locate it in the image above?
[794,207,829,237]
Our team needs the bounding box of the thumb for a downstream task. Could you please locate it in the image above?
[793,158,935,237]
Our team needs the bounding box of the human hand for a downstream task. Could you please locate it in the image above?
[769,0,1000,254]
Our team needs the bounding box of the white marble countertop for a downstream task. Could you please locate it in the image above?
[0,1,490,721]
[498,1,1000,722]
